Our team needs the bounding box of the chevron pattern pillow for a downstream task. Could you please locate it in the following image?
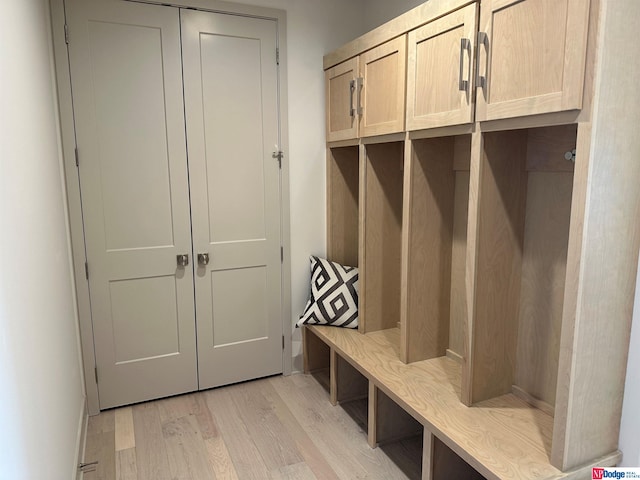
[297,256,359,329]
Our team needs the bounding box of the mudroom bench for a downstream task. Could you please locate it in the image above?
[303,325,619,480]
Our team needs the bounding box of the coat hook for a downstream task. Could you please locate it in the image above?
[564,149,576,163]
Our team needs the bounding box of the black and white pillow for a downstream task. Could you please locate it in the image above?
[297,256,359,329]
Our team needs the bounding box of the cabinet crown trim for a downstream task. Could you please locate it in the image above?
[323,0,476,70]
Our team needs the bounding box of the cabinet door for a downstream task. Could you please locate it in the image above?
[476,0,590,121]
[360,36,407,137]
[406,4,478,130]
[325,57,359,142]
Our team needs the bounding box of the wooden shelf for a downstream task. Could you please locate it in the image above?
[306,325,618,480]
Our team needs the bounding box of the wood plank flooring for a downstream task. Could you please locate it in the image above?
[83,373,422,480]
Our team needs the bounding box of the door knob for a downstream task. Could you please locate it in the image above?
[176,254,189,267]
[197,253,210,266]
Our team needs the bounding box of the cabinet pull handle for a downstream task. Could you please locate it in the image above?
[356,77,364,116]
[476,31,488,89]
[459,38,471,91]
[197,253,210,266]
[349,79,356,117]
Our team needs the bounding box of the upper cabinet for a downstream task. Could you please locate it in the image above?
[326,0,592,136]
[475,0,591,121]
[359,36,407,137]
[325,37,406,142]
[325,57,359,143]
[406,4,478,130]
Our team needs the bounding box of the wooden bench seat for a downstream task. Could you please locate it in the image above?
[303,325,619,480]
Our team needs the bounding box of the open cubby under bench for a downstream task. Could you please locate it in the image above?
[303,324,618,480]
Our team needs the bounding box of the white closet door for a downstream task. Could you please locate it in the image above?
[181,10,283,389]
[67,0,197,408]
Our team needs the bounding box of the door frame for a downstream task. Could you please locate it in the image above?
[50,0,292,415]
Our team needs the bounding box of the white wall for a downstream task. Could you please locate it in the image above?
[0,1,85,479]
[363,0,428,30]
[220,0,367,371]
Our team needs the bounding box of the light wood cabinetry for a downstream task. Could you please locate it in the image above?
[326,0,592,132]
[406,4,478,130]
[313,0,640,478]
[325,37,406,141]
[325,59,359,142]
[359,37,407,137]
[475,0,591,121]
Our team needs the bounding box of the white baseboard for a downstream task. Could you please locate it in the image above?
[74,399,89,480]
[292,339,303,373]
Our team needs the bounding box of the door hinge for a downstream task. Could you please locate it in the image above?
[276,47,279,65]
[280,246,284,263]
[64,24,69,44]
[85,261,89,280]
[94,367,98,384]
[74,147,79,167]
[272,150,283,169]
[282,335,285,350]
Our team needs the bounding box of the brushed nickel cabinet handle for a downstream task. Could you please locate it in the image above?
[176,254,189,267]
[476,31,488,89]
[349,79,356,117]
[459,38,471,92]
[356,77,364,116]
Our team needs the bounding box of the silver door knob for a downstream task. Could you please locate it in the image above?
[197,253,210,266]
[176,254,189,267]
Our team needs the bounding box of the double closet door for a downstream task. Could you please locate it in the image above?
[67,0,283,409]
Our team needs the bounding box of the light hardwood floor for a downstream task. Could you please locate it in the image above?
[82,373,422,480]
